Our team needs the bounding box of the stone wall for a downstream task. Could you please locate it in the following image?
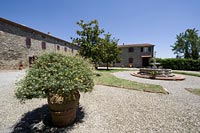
[114,46,154,67]
[0,18,78,70]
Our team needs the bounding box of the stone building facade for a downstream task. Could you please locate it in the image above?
[115,44,154,67]
[0,18,79,69]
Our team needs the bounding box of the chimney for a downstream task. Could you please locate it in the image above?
[47,32,51,35]
[123,43,124,45]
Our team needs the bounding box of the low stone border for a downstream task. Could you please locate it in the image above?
[131,73,185,81]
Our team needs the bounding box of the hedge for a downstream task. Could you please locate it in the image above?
[150,58,200,71]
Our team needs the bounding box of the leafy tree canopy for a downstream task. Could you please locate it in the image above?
[72,20,120,69]
[172,28,200,59]
[100,33,121,69]
[72,20,104,66]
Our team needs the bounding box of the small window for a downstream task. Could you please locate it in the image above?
[26,37,31,49]
[128,47,134,52]
[129,58,133,63]
[148,47,151,52]
[57,45,60,51]
[141,47,143,52]
[144,47,148,52]
[64,47,67,52]
[41,42,46,50]
[41,35,46,39]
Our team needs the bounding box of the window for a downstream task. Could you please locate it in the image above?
[148,47,151,52]
[129,58,133,63]
[144,47,148,52]
[41,35,46,39]
[57,45,60,51]
[26,37,31,49]
[41,42,46,50]
[141,47,143,52]
[128,47,134,52]
[141,47,149,53]
[0,28,4,35]
[64,47,67,52]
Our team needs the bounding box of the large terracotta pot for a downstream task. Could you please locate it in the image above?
[47,91,80,127]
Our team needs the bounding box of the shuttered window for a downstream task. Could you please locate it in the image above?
[129,58,133,63]
[26,37,31,49]
[128,47,134,52]
[57,45,60,51]
[148,47,151,52]
[64,47,67,52]
[41,42,46,50]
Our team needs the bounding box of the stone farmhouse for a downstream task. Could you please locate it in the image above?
[115,44,154,67]
[0,18,154,69]
[0,18,79,69]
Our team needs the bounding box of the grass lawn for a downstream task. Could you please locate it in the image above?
[93,69,168,94]
[185,88,200,96]
[96,68,136,72]
[173,71,200,77]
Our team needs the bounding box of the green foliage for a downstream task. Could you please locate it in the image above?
[150,58,200,71]
[171,28,200,59]
[72,20,120,69]
[72,19,104,66]
[173,71,200,77]
[185,88,200,96]
[150,70,158,77]
[16,53,94,101]
[100,33,121,69]
[93,71,167,94]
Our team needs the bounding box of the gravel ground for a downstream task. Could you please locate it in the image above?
[113,71,200,105]
[0,70,200,132]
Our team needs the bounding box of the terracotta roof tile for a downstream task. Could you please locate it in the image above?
[118,43,154,48]
[0,17,79,49]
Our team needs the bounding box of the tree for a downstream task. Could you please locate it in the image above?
[100,33,121,70]
[72,20,104,68]
[172,28,200,59]
[72,19,121,69]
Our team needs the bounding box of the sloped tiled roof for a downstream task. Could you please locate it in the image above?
[0,17,79,49]
[118,43,154,48]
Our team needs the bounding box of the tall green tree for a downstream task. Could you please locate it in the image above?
[172,28,200,59]
[100,33,121,70]
[72,20,104,68]
[72,19,121,69]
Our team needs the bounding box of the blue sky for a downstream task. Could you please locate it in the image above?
[1,0,200,58]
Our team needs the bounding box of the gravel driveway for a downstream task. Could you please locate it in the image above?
[0,70,200,132]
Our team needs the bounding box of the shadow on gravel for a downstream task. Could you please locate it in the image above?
[11,104,85,133]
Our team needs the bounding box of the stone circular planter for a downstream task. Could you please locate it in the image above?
[47,91,80,127]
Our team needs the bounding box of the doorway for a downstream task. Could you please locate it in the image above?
[142,57,150,67]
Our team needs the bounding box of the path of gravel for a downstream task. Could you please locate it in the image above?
[113,71,200,105]
[0,70,200,132]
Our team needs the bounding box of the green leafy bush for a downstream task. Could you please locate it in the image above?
[150,70,158,77]
[149,58,200,71]
[16,53,94,101]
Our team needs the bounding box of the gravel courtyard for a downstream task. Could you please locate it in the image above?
[0,70,200,133]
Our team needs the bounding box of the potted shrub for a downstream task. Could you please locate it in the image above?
[15,53,94,127]
[150,70,158,79]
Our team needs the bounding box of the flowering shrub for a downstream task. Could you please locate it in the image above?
[16,53,94,101]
